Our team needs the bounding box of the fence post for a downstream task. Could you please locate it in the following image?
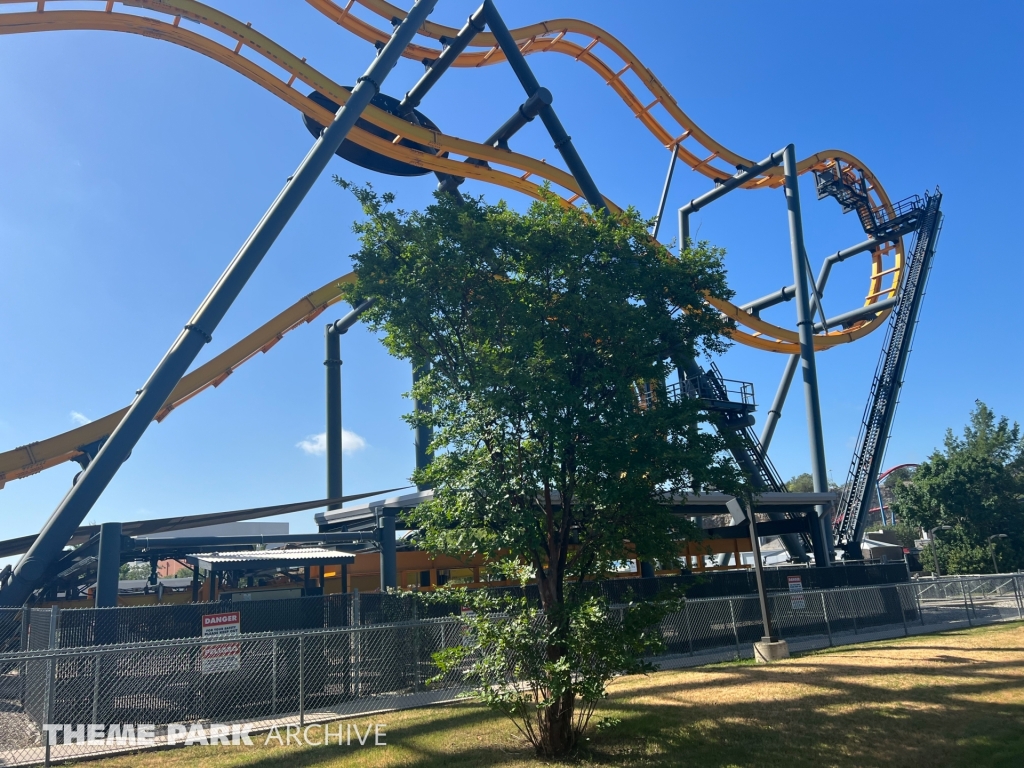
[19,609,29,703]
[684,602,694,656]
[91,653,100,726]
[898,586,909,637]
[353,591,361,697]
[965,577,978,621]
[820,591,833,647]
[851,590,859,635]
[298,635,305,728]
[271,637,278,716]
[19,608,29,651]
[915,582,926,626]
[1014,576,1024,620]
[728,599,741,659]
[43,606,58,768]
[959,578,972,627]
[411,599,420,692]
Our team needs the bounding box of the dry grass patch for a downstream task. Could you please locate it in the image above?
[76,621,1024,768]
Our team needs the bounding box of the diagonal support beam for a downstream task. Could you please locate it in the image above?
[482,0,606,210]
[652,144,678,240]
[0,0,439,608]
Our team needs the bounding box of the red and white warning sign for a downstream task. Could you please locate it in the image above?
[787,575,805,610]
[201,612,240,674]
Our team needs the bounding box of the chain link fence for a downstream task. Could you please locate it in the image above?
[0,575,1021,766]
[9,562,910,651]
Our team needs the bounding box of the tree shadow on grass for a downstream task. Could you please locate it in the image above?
[206,703,530,768]
[225,656,1024,768]
[393,653,1023,768]
[610,655,1024,703]
[571,656,1024,768]
[144,630,1024,768]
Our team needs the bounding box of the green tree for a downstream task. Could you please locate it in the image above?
[118,562,150,580]
[881,518,922,550]
[341,183,741,756]
[787,473,815,493]
[786,473,841,492]
[893,401,1024,574]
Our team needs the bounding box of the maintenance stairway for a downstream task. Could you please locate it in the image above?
[814,163,930,241]
[669,364,813,561]
[833,190,944,554]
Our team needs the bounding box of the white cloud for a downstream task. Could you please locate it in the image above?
[70,411,91,426]
[297,433,326,456]
[343,429,368,454]
[296,430,367,456]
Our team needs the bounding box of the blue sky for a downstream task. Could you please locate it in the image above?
[1,0,1022,557]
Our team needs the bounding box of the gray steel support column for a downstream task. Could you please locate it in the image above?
[652,145,678,240]
[326,299,375,511]
[0,0,438,608]
[326,327,343,509]
[678,149,786,249]
[783,144,831,567]
[94,522,122,609]
[413,360,433,491]
[746,507,777,641]
[478,89,552,152]
[742,238,879,315]
[400,5,486,115]
[131,532,375,549]
[760,354,799,452]
[482,0,606,210]
[379,508,398,591]
[813,297,896,332]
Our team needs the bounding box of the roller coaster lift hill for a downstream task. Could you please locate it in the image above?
[0,0,942,607]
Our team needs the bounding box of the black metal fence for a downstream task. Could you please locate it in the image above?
[10,562,909,650]
[487,561,910,605]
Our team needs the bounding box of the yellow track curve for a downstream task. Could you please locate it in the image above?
[0,273,355,486]
[0,0,906,485]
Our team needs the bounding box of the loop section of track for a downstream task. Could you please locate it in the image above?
[0,0,912,484]
[1,0,904,352]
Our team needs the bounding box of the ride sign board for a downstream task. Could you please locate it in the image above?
[787,575,805,610]
[201,612,241,674]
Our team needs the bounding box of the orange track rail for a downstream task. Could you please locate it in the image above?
[0,0,906,485]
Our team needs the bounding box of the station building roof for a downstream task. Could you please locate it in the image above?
[193,547,355,571]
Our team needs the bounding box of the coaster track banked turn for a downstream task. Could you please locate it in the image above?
[0,0,908,489]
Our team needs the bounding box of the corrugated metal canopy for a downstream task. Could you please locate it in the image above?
[194,547,355,571]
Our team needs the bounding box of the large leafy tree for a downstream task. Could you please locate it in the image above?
[340,183,741,755]
[893,401,1024,574]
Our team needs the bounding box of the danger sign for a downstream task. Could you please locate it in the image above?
[787,575,805,610]
[201,612,240,674]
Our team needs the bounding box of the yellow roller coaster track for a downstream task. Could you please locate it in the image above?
[0,273,356,487]
[0,0,905,485]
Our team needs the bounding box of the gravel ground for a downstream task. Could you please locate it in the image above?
[0,701,39,751]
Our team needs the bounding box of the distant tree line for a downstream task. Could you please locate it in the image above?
[786,402,1023,574]
[893,402,1024,574]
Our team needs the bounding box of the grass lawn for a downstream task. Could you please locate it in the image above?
[77,621,1024,768]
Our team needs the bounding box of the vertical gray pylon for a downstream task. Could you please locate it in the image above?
[783,144,832,567]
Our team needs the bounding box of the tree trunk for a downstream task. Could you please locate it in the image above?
[537,683,576,756]
[535,538,576,755]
